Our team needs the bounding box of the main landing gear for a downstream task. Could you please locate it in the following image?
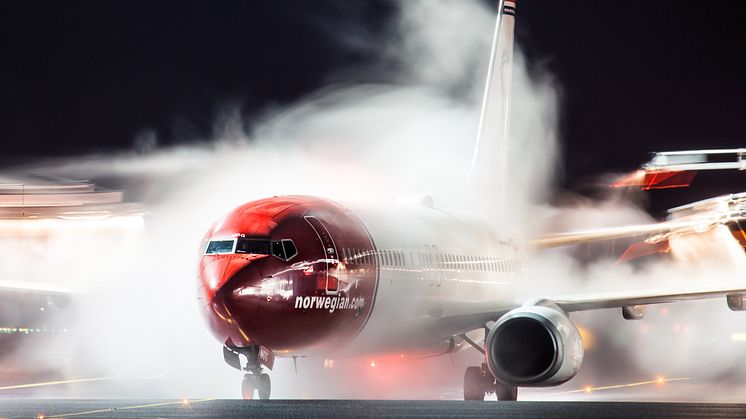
[460,331,518,401]
[463,363,517,401]
[224,345,273,400]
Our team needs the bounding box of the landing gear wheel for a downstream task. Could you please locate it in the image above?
[463,366,485,401]
[257,373,271,400]
[496,382,518,401]
[242,374,256,400]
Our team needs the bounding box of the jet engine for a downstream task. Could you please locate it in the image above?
[486,301,583,386]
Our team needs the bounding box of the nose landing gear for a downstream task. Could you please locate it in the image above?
[242,370,271,400]
[223,344,274,400]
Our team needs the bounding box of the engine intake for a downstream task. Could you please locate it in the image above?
[486,302,583,386]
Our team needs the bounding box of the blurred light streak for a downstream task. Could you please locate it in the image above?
[0,376,118,391]
[557,377,691,395]
[44,399,216,418]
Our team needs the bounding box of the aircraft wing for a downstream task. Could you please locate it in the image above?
[431,284,746,339]
[531,218,704,249]
[551,285,746,313]
[533,190,746,250]
[612,148,746,190]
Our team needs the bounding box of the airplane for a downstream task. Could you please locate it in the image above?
[612,148,746,191]
[197,0,746,401]
[0,177,144,373]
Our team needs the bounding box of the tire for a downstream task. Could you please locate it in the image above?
[242,374,255,400]
[496,382,518,401]
[463,366,485,401]
[257,373,271,400]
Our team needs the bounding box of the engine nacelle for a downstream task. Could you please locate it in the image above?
[486,301,584,386]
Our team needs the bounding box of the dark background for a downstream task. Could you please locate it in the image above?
[1,1,745,213]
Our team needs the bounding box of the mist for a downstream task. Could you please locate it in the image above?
[3,0,745,401]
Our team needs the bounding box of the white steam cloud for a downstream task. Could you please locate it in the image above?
[2,0,744,401]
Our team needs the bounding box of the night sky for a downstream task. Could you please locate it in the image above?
[1,1,745,210]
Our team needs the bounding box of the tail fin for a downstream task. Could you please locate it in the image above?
[467,0,516,215]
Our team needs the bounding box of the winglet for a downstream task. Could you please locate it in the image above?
[617,240,670,263]
[611,169,697,190]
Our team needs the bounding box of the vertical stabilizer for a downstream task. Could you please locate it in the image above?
[467,0,516,216]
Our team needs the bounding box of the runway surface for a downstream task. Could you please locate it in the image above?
[2,400,746,419]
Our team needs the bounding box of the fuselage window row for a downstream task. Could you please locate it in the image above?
[340,248,520,273]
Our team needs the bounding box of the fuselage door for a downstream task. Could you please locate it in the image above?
[430,244,444,288]
[304,216,339,295]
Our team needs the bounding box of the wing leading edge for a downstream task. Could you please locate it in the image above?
[429,284,746,339]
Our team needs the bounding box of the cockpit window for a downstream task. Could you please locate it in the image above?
[204,239,236,254]
[270,239,298,261]
[236,239,271,255]
[282,240,298,260]
[271,240,284,259]
[204,237,297,261]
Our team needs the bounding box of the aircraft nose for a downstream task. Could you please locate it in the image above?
[199,254,271,346]
[199,255,257,304]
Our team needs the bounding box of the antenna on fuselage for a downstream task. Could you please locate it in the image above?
[467,0,516,217]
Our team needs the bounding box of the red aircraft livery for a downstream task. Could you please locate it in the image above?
[199,196,377,353]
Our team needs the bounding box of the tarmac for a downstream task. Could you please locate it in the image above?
[1,399,746,419]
